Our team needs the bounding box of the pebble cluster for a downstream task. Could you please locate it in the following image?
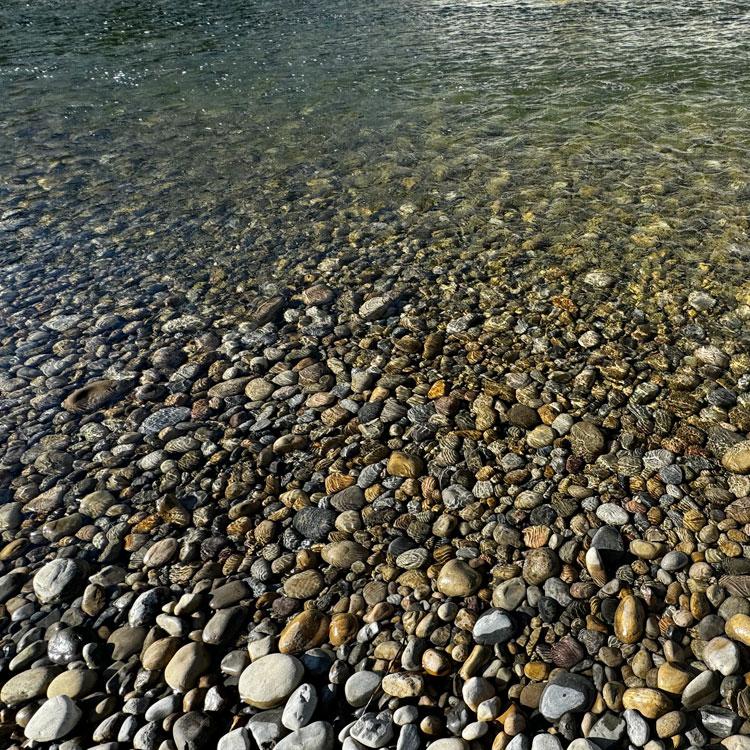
[2,237,750,750]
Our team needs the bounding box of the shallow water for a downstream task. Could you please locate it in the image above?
[1,0,750,312]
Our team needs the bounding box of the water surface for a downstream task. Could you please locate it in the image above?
[1,0,750,316]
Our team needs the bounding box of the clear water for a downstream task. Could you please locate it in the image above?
[1,0,750,314]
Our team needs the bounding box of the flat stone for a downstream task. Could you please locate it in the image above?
[203,606,246,645]
[426,740,469,750]
[397,723,421,750]
[282,683,317,731]
[345,671,382,707]
[239,653,304,709]
[539,672,595,721]
[217,728,252,750]
[682,670,720,710]
[657,663,693,694]
[589,712,626,743]
[33,558,85,603]
[350,712,395,748]
[24,695,82,742]
[624,709,650,746]
[108,626,147,660]
[275,720,334,750]
[699,706,741,738]
[1,667,58,704]
[724,737,750,750]
[531,736,563,750]
[622,688,672,719]
[173,711,211,750]
[726,613,750,645]
[723,441,750,474]
[472,608,515,644]
[139,407,191,434]
[247,709,284,749]
[209,580,250,608]
[656,710,686,739]
[145,695,181,722]
[382,672,424,699]
[46,669,97,699]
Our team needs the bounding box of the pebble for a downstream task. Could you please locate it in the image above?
[539,673,595,721]
[382,672,424,698]
[276,720,334,750]
[350,713,395,748]
[24,695,82,742]
[1,667,58,704]
[164,642,211,692]
[703,637,741,675]
[436,559,481,597]
[32,558,84,603]
[282,683,317,730]
[239,653,304,708]
[345,671,382,707]
[472,609,515,644]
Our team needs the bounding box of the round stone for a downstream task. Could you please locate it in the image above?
[723,442,750,474]
[387,452,424,478]
[239,653,304,709]
[292,507,336,543]
[704,637,741,675]
[522,548,560,585]
[436,559,481,597]
[283,570,325,600]
[0,667,58,705]
[46,669,97,699]
[164,642,211,692]
[491,578,527,610]
[726,614,750,646]
[569,422,606,458]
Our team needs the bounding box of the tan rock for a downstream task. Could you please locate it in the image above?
[321,541,368,568]
[164,643,210,692]
[436,559,481,598]
[46,670,97,699]
[142,637,181,670]
[723,441,750,474]
[656,663,692,694]
[422,648,451,677]
[387,452,424,478]
[622,688,672,719]
[382,672,424,698]
[614,595,645,644]
[726,613,750,646]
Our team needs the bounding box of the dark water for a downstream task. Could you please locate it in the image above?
[1,0,750,313]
